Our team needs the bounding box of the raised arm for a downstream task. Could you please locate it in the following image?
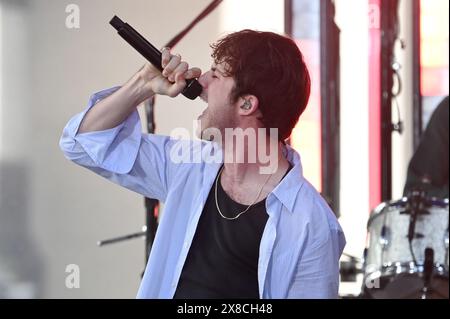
[78,49,201,133]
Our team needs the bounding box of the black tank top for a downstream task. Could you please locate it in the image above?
[174,164,292,299]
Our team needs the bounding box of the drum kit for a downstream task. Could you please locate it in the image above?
[354,190,449,299]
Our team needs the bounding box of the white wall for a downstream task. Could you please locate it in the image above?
[335,0,370,259]
[0,0,220,298]
[392,0,414,199]
[334,0,416,297]
[0,2,2,158]
[335,0,415,259]
[220,0,284,33]
[0,0,286,299]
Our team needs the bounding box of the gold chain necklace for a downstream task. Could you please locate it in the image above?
[214,165,273,221]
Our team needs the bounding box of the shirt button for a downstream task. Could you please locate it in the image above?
[184,242,189,249]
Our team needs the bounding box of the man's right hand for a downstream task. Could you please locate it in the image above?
[136,47,202,100]
[78,48,201,134]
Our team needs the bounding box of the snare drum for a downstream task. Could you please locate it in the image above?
[363,197,449,299]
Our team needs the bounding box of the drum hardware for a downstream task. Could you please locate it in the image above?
[421,247,434,299]
[340,253,364,283]
[379,225,390,247]
[403,189,429,265]
[362,195,449,298]
[445,229,449,269]
[97,226,147,246]
[445,230,449,248]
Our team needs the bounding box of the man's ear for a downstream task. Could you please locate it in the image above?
[238,95,259,115]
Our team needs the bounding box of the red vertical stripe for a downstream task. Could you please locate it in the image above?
[368,0,381,211]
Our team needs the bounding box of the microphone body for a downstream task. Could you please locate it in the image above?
[110,16,202,100]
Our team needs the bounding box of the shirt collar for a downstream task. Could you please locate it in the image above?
[269,144,305,214]
[206,141,305,214]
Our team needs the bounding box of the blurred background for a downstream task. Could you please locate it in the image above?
[0,0,448,298]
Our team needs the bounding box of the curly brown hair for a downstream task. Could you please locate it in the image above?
[210,29,311,141]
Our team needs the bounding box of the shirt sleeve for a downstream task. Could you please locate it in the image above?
[59,87,177,201]
[286,227,346,299]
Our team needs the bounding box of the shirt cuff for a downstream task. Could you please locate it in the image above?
[63,86,142,174]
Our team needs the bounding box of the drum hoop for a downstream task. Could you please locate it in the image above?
[364,261,449,280]
[367,197,449,229]
[367,198,407,228]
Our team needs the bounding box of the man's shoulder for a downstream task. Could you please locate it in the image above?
[290,178,342,231]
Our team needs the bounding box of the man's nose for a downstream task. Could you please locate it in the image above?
[198,72,210,90]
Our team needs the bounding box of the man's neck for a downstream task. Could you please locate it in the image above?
[219,156,290,206]
[222,143,288,183]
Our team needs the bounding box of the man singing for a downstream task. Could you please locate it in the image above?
[60,29,346,298]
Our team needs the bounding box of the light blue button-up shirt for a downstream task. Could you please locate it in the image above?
[60,87,346,299]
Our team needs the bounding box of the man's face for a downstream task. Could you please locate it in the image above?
[196,62,238,141]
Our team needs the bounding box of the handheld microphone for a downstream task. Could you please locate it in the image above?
[109,15,202,100]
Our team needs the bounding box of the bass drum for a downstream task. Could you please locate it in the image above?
[363,197,449,299]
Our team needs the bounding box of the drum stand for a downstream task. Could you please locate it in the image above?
[419,247,434,299]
